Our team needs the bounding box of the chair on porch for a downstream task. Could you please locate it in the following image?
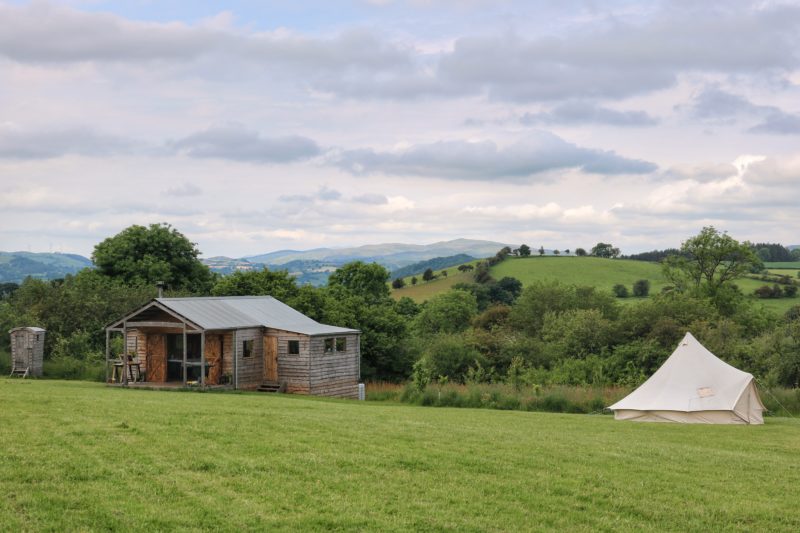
[112,353,142,383]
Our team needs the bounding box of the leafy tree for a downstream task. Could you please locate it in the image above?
[784,285,798,297]
[473,262,493,284]
[414,333,483,383]
[613,284,629,298]
[457,264,474,272]
[422,268,435,282]
[212,268,299,301]
[538,246,545,256]
[441,270,448,278]
[327,261,390,304]
[590,242,620,258]
[394,297,419,318]
[411,276,418,286]
[575,248,587,257]
[553,249,560,255]
[792,249,800,261]
[518,244,531,257]
[92,223,213,293]
[632,279,650,297]
[662,227,759,298]
[414,290,478,336]
[391,277,406,289]
[565,249,571,255]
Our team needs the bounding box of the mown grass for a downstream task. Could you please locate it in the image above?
[2,379,800,531]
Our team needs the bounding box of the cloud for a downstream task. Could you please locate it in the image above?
[686,88,800,134]
[163,183,203,197]
[352,193,389,205]
[0,124,138,159]
[520,102,658,127]
[331,132,657,181]
[279,186,343,203]
[168,125,321,163]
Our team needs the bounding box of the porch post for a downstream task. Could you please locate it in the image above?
[105,329,110,383]
[122,322,128,386]
[182,323,187,385]
[200,330,206,387]
[233,330,238,390]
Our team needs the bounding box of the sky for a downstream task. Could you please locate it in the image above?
[0,0,799,258]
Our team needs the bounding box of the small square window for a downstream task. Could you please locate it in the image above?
[324,338,335,353]
[288,340,300,355]
[242,339,253,358]
[336,337,346,352]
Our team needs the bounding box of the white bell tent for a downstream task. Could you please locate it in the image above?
[609,332,765,424]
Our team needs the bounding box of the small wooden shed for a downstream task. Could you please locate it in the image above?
[105,296,361,398]
[9,327,45,377]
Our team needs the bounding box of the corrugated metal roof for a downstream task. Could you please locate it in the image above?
[155,296,359,336]
[9,326,46,333]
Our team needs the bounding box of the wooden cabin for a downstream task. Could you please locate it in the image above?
[9,327,45,377]
[105,296,361,398]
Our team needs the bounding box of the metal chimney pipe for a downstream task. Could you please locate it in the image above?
[156,281,165,298]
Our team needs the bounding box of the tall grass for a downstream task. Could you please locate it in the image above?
[368,381,800,416]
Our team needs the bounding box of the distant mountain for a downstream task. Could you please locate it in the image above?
[202,256,261,275]
[245,239,511,270]
[0,252,93,283]
[391,254,475,279]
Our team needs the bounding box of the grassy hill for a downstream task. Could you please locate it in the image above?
[1,379,799,531]
[392,256,799,313]
[0,252,92,283]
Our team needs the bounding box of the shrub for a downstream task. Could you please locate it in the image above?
[613,284,629,298]
[391,278,405,289]
[784,285,798,298]
[632,279,650,297]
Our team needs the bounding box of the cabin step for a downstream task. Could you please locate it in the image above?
[257,381,281,393]
[10,367,29,378]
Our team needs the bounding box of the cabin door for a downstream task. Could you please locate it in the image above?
[264,336,278,382]
[146,333,167,383]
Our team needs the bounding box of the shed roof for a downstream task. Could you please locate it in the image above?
[150,296,359,336]
[9,326,46,333]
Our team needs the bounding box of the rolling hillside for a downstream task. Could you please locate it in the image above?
[0,252,92,283]
[392,256,799,313]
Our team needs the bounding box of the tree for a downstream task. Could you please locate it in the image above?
[538,246,545,256]
[575,248,587,257]
[414,290,479,336]
[457,264,474,273]
[327,261,390,304]
[553,249,560,256]
[632,279,650,297]
[92,223,213,292]
[663,227,759,297]
[590,242,620,258]
[613,284,629,298]
[391,277,405,289]
[565,249,571,255]
[792,249,800,261]
[441,270,448,278]
[411,276,418,286]
[212,268,299,301]
[518,244,531,257]
[422,268,435,282]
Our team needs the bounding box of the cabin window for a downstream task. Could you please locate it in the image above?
[324,338,335,353]
[336,337,347,352]
[288,340,300,355]
[242,339,253,358]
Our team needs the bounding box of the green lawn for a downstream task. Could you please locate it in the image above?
[764,262,800,270]
[2,380,800,531]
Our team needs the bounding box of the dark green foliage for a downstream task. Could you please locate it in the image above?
[624,248,681,262]
[411,276,418,285]
[751,243,793,262]
[327,261,390,304]
[92,223,213,293]
[414,290,478,336]
[391,277,405,289]
[473,262,493,284]
[413,334,484,382]
[575,248,587,257]
[590,243,620,258]
[212,268,299,300]
[632,279,650,297]
[613,284,629,298]
[518,244,531,257]
[422,268,435,282]
[0,282,19,298]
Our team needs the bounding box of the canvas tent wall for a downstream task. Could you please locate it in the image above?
[609,332,765,424]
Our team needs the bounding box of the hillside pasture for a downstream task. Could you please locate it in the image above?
[1,379,800,531]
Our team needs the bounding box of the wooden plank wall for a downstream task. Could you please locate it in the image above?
[10,330,45,376]
[268,328,311,394]
[308,334,360,398]
[235,328,264,390]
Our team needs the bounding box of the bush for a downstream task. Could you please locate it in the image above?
[755,285,783,299]
[784,285,798,298]
[44,357,106,381]
[632,279,650,297]
[613,284,629,298]
[391,278,405,289]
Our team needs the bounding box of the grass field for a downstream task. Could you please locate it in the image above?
[764,261,800,270]
[2,379,800,531]
[392,256,799,314]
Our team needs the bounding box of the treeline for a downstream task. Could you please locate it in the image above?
[1,224,799,392]
[627,243,800,263]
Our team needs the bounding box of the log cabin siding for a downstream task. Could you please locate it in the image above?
[309,334,360,398]
[268,328,311,394]
[235,328,264,390]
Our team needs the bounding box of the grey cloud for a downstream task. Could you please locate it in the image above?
[520,102,658,127]
[279,186,343,203]
[168,126,321,163]
[332,132,657,181]
[687,88,800,135]
[164,183,203,197]
[352,193,389,205]
[0,125,138,159]
[0,3,410,73]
